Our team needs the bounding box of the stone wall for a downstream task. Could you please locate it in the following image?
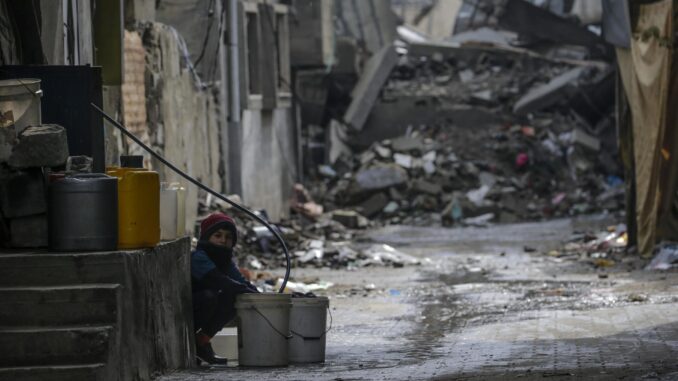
[140,22,223,233]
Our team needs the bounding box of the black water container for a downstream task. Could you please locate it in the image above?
[49,173,118,251]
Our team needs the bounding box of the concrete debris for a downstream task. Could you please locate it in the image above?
[513,68,585,116]
[353,164,408,192]
[360,244,420,268]
[646,243,678,271]
[344,45,399,131]
[8,124,69,169]
[331,210,367,229]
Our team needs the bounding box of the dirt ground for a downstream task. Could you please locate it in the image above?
[159,215,678,381]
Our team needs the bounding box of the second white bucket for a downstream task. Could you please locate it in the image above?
[289,296,330,363]
[236,293,292,367]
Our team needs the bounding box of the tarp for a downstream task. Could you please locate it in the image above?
[657,52,678,241]
[616,0,673,256]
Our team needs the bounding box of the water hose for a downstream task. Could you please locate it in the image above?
[90,103,291,293]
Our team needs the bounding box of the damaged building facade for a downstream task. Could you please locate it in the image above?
[0,0,300,379]
[2,0,678,379]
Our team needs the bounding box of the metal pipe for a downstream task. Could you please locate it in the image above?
[227,0,243,195]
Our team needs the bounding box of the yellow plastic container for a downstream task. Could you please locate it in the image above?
[107,167,160,249]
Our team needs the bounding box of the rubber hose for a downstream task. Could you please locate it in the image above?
[90,103,291,293]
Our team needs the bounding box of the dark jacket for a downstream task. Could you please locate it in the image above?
[190,241,256,294]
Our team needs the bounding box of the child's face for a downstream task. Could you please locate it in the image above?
[208,228,234,249]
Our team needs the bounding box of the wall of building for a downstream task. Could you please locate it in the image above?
[142,22,222,232]
[241,108,297,220]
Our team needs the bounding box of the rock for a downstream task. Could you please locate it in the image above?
[391,136,424,152]
[8,124,69,168]
[412,179,443,195]
[374,144,392,159]
[394,153,414,169]
[571,128,601,151]
[332,210,363,229]
[354,164,408,192]
[356,193,390,217]
[383,201,399,214]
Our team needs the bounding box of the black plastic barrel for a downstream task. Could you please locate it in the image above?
[48,173,118,251]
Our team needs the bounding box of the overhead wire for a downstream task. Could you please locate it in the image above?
[90,103,292,294]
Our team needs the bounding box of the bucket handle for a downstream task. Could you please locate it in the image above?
[252,306,293,340]
[290,305,333,341]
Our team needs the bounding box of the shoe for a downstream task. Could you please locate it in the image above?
[196,342,228,365]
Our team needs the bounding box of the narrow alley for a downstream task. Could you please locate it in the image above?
[160,216,678,380]
[1,1,677,381]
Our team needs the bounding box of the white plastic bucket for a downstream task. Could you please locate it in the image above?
[211,327,238,360]
[235,293,292,367]
[289,296,330,363]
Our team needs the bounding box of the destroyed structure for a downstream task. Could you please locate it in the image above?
[0,0,676,379]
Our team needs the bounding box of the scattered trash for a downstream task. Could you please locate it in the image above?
[646,243,678,270]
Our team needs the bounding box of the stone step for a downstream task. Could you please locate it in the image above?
[0,251,126,287]
[0,326,112,367]
[0,284,119,326]
[0,363,104,381]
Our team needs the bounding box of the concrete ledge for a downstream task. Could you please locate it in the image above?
[0,325,112,367]
[0,238,194,380]
[0,364,104,381]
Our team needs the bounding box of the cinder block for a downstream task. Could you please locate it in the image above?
[8,124,69,169]
[10,214,48,248]
[0,169,47,218]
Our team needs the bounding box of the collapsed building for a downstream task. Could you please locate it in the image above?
[0,0,673,379]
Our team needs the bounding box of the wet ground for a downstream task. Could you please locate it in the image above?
[159,216,678,380]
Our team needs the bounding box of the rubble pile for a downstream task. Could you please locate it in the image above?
[197,193,422,272]
[309,43,622,227]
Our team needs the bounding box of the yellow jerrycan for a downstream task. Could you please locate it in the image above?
[107,156,160,249]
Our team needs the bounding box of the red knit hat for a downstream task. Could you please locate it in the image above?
[200,213,238,244]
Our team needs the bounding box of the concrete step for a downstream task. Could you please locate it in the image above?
[0,284,119,326]
[0,325,112,367]
[0,251,126,287]
[0,364,104,381]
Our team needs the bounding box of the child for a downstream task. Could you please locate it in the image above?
[191,212,258,364]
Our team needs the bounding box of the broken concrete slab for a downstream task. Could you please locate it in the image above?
[356,193,390,218]
[413,179,443,196]
[391,136,424,152]
[571,128,601,151]
[8,125,69,169]
[354,164,408,192]
[344,45,399,131]
[394,153,414,169]
[450,27,518,48]
[0,169,46,218]
[513,68,584,116]
[10,214,48,248]
[332,210,364,229]
[498,0,611,58]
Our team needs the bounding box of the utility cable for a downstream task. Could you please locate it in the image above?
[90,102,291,294]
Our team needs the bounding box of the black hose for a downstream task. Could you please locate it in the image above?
[90,103,291,293]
